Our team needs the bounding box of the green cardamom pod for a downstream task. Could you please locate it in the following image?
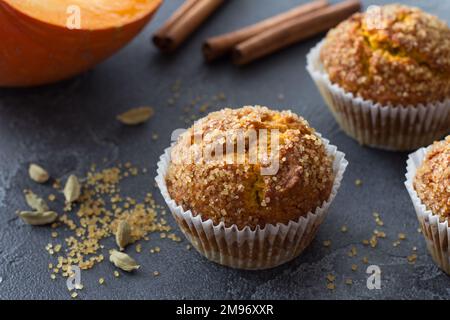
[64,174,81,203]
[24,190,49,212]
[28,164,50,183]
[116,107,154,125]
[109,250,140,272]
[115,220,132,251]
[18,211,57,226]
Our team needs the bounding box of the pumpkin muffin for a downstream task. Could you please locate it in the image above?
[320,4,450,106]
[165,106,334,229]
[307,4,450,150]
[157,106,347,269]
[405,136,450,274]
[413,136,450,220]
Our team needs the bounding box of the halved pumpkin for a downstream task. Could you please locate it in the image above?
[0,0,162,87]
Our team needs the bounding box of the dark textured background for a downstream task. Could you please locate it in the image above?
[0,0,449,300]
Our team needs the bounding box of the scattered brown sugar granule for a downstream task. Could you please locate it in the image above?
[53,179,61,190]
[326,274,336,282]
[354,179,362,187]
[348,246,357,257]
[325,274,339,289]
[414,136,450,219]
[135,243,142,253]
[369,236,377,248]
[407,254,417,264]
[321,4,450,106]
[41,162,177,279]
[373,212,384,226]
[373,230,386,239]
[75,284,83,290]
[166,106,335,230]
[323,240,331,248]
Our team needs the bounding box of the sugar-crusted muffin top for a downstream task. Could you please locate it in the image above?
[320,4,450,106]
[414,136,450,220]
[166,106,335,229]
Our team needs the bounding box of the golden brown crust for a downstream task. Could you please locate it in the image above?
[414,136,450,220]
[166,106,334,229]
[320,4,450,106]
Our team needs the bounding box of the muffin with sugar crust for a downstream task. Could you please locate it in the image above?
[167,106,334,229]
[406,136,450,274]
[156,106,348,269]
[414,137,450,220]
[307,4,450,151]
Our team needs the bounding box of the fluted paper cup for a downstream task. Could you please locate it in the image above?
[307,40,450,151]
[156,134,348,270]
[405,144,450,274]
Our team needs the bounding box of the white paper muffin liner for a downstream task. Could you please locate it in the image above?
[306,40,450,151]
[405,143,450,274]
[156,134,348,270]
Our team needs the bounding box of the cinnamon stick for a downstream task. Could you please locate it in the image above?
[233,0,361,65]
[154,0,200,37]
[153,0,225,53]
[203,0,329,62]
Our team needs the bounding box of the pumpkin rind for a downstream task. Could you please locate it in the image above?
[0,0,162,87]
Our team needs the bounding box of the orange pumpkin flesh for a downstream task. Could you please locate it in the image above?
[0,0,162,87]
